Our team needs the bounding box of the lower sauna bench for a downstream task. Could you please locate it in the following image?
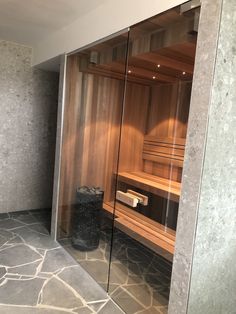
[103,202,175,262]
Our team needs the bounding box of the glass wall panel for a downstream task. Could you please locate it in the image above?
[56,4,200,313]
[57,31,129,290]
[108,6,199,314]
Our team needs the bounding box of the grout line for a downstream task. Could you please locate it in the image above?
[87,298,109,305]
[96,299,109,313]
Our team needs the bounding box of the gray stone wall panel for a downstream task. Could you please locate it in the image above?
[0,40,58,213]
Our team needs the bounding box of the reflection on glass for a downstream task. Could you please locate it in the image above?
[108,6,199,314]
[56,4,200,314]
[56,32,129,291]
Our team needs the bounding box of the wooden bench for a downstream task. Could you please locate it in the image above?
[103,202,175,261]
[102,136,186,260]
[118,171,181,202]
[118,136,185,202]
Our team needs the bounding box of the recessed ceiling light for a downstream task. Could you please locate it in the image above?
[128,70,132,74]
[157,64,161,68]
[153,76,156,79]
[182,71,186,75]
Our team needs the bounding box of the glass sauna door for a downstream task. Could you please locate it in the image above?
[56,4,199,313]
[57,31,129,290]
[108,6,198,314]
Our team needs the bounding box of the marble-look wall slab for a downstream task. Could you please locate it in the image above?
[168,0,223,313]
[0,40,58,213]
[187,0,236,312]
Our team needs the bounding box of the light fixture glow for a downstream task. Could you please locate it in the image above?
[153,76,156,79]
[157,64,161,68]
[182,71,186,75]
[128,70,132,74]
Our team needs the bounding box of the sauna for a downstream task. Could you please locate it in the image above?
[57,5,199,313]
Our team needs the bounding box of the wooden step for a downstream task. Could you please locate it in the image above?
[115,217,174,261]
[103,201,175,261]
[114,202,175,239]
[103,202,114,215]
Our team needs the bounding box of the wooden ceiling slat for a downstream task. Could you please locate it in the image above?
[127,64,177,83]
[76,7,197,85]
[134,52,194,74]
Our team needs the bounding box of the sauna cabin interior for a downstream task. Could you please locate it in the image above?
[57,4,199,312]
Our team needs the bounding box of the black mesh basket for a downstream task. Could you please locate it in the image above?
[71,186,104,251]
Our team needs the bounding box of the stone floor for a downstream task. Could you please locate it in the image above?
[0,209,124,314]
[60,216,171,314]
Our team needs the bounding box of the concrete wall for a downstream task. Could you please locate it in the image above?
[168,0,223,312]
[32,0,187,66]
[169,0,236,313]
[0,40,58,213]
[187,0,236,312]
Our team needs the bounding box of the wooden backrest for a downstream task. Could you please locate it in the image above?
[143,136,186,168]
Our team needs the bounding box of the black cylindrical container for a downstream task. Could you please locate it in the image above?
[71,186,104,251]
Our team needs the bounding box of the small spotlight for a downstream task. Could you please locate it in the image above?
[157,64,161,68]
[182,71,186,75]
[152,76,156,79]
[128,70,132,74]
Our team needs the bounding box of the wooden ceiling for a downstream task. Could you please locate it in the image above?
[78,7,198,85]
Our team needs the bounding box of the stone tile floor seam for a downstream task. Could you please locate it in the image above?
[60,216,170,314]
[0,209,124,314]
